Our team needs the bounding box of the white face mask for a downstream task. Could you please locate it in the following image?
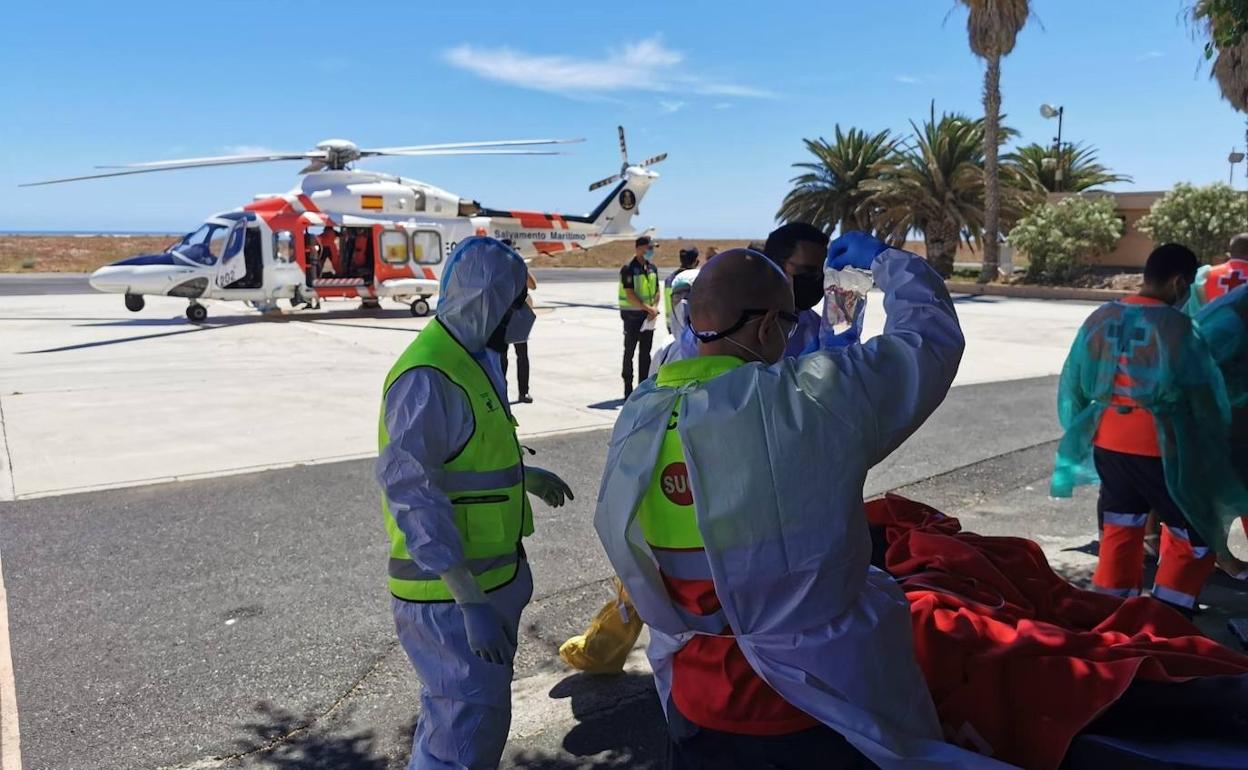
[673,299,689,333]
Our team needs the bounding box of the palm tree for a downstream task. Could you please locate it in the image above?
[1007,142,1132,193]
[776,126,901,234]
[864,108,1033,278]
[957,0,1032,282]
[1193,1,1248,111]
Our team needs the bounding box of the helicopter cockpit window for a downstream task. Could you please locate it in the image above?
[412,231,443,265]
[380,231,409,265]
[169,222,232,266]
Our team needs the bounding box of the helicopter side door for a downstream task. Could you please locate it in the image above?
[215,221,247,289]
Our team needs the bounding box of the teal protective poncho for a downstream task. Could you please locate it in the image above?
[1195,286,1248,410]
[1051,298,1247,554]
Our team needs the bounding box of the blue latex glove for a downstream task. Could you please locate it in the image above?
[526,466,574,507]
[461,601,517,665]
[826,231,889,272]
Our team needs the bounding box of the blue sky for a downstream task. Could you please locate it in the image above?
[0,0,1241,237]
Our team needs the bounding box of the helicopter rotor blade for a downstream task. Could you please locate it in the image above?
[20,154,320,187]
[588,174,622,192]
[93,151,316,170]
[617,126,629,168]
[638,153,668,168]
[366,138,583,154]
[362,149,564,158]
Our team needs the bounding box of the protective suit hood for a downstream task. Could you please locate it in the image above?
[436,237,529,352]
[669,267,700,338]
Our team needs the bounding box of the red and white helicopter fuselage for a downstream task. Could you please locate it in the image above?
[26,132,663,321]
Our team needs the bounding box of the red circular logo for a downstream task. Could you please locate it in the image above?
[659,462,693,505]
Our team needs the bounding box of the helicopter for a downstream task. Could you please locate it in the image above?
[21,127,666,322]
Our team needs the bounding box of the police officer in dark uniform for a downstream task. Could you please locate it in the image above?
[618,235,661,398]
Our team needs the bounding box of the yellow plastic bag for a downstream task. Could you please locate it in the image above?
[558,577,643,674]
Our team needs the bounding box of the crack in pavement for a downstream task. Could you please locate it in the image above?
[157,642,399,770]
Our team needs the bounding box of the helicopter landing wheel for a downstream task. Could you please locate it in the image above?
[124,293,145,312]
[410,298,431,317]
[186,303,208,323]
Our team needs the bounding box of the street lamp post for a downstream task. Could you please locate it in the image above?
[1041,103,1064,191]
[1230,149,1245,187]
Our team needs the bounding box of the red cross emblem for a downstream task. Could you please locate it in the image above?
[1220,270,1247,292]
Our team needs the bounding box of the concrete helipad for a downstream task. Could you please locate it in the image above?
[0,280,1097,501]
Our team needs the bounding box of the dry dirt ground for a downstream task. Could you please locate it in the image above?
[0,235,177,272]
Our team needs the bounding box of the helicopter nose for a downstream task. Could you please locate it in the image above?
[89,264,131,292]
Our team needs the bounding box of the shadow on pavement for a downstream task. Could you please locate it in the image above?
[950,294,1002,304]
[508,672,667,769]
[232,701,389,770]
[587,399,625,411]
[20,323,234,353]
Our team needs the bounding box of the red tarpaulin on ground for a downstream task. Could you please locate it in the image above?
[867,494,1248,770]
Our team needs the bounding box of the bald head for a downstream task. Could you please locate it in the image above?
[690,249,793,330]
[688,249,795,363]
[1231,233,1248,259]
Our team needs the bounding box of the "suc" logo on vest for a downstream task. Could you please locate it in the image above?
[660,462,692,506]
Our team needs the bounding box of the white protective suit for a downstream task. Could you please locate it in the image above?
[654,268,700,369]
[376,237,535,770]
[595,248,1005,768]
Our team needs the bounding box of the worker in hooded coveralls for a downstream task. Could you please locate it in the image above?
[1052,243,1248,612]
[596,235,1000,768]
[376,237,574,770]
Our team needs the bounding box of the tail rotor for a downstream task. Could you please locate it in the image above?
[588,126,667,191]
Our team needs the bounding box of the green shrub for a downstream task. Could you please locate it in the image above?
[1137,182,1248,263]
[1010,196,1123,284]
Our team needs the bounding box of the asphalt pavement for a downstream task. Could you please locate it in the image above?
[0,374,1063,769]
[0,274,91,296]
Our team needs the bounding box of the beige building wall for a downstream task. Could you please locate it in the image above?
[1046,191,1163,269]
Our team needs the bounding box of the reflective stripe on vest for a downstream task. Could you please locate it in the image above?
[379,318,533,602]
[619,264,659,309]
[1206,259,1248,301]
[637,403,730,634]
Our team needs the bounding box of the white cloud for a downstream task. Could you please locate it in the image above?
[712,102,733,110]
[894,74,921,85]
[443,37,774,99]
[659,100,686,114]
[1136,50,1164,62]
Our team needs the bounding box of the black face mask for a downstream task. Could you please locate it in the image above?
[486,309,512,354]
[792,272,824,311]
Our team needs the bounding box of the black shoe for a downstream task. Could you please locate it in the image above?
[519,393,533,404]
